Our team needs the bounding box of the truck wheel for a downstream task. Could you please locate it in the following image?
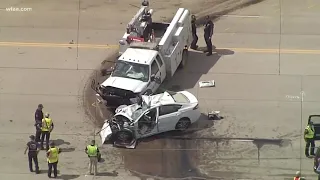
[179,49,188,69]
[175,118,191,130]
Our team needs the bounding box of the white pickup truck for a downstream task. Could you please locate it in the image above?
[92,2,192,107]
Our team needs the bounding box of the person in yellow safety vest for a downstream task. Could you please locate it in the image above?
[85,140,100,176]
[46,141,61,178]
[40,113,54,150]
[304,121,315,157]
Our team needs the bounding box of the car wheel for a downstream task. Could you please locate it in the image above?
[114,129,135,145]
[175,118,191,130]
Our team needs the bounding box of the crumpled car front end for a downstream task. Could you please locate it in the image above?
[99,116,137,149]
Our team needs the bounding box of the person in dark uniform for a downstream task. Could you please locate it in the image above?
[203,15,214,56]
[34,104,44,142]
[190,15,198,50]
[24,135,40,174]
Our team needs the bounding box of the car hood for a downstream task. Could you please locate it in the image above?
[115,104,141,120]
[101,76,148,93]
[100,121,112,144]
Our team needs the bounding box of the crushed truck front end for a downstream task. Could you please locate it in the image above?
[96,48,160,107]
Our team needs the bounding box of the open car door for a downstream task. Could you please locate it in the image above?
[308,115,320,140]
[135,107,159,138]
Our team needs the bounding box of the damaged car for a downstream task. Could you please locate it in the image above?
[99,90,201,148]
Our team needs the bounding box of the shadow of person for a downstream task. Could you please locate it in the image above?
[39,169,60,174]
[57,174,80,180]
[197,47,234,56]
[96,170,118,177]
[59,147,76,152]
[98,158,105,163]
[54,139,71,146]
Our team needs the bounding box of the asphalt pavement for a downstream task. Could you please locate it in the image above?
[1,0,320,179]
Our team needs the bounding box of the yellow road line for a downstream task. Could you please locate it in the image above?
[0,42,119,49]
[0,41,320,54]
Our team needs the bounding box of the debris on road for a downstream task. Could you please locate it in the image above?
[199,80,215,88]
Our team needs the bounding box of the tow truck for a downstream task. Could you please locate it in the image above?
[91,1,192,107]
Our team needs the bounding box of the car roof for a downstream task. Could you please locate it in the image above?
[119,48,158,65]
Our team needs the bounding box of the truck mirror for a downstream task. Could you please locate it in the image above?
[150,75,161,84]
[101,67,114,76]
[155,77,161,84]
[150,74,155,81]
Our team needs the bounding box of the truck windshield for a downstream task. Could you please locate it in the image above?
[112,60,149,82]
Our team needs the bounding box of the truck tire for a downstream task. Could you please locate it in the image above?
[179,49,188,69]
[175,117,191,130]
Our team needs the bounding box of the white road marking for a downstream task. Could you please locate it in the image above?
[300,91,306,102]
[286,95,300,100]
[285,91,306,101]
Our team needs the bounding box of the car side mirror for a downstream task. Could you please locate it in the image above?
[150,74,161,84]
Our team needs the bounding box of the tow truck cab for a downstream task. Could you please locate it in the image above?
[96,47,164,107]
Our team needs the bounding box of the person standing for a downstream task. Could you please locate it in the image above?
[34,104,44,142]
[203,15,214,56]
[47,141,61,178]
[24,135,40,174]
[190,15,198,50]
[305,121,315,157]
[41,113,54,150]
[85,140,99,176]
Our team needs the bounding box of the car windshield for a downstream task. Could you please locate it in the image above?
[112,60,149,82]
[311,116,320,124]
[168,91,189,103]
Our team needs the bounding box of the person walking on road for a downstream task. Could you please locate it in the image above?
[203,15,214,56]
[85,140,99,176]
[190,15,198,50]
[24,135,40,174]
[34,104,44,142]
[41,113,54,150]
[305,121,315,157]
[47,141,61,178]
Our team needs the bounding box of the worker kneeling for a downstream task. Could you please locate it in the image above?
[85,140,100,176]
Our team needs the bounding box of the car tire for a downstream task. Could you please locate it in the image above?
[175,118,191,130]
[179,49,188,69]
[113,129,135,145]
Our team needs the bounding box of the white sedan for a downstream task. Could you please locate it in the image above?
[100,90,201,147]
